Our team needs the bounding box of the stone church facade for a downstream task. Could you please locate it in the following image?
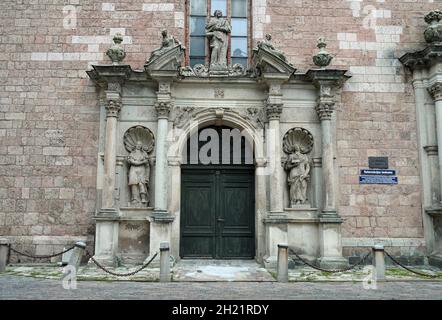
[1,0,442,268]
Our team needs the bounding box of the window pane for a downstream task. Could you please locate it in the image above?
[211,0,226,16]
[231,18,247,37]
[191,0,207,16]
[231,37,247,57]
[190,57,206,67]
[232,0,247,17]
[190,17,206,36]
[232,57,248,68]
[190,37,206,56]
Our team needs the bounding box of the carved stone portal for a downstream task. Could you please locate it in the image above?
[123,126,155,207]
[283,128,314,207]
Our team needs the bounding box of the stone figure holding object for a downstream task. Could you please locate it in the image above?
[127,141,151,206]
[206,10,231,69]
[284,146,311,206]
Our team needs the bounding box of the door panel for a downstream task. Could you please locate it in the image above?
[181,168,255,259]
[218,171,254,258]
[180,171,216,258]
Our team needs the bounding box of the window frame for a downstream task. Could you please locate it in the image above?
[185,0,252,68]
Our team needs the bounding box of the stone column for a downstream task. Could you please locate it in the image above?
[263,82,288,268]
[311,74,348,269]
[148,81,174,264]
[94,88,122,266]
[265,83,285,214]
[153,100,171,215]
[102,90,121,209]
[428,83,442,203]
[255,158,267,261]
[316,96,336,214]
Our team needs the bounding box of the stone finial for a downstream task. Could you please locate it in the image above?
[424,10,442,44]
[313,38,333,68]
[106,33,126,65]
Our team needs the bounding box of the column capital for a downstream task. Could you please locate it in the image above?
[265,102,283,120]
[155,101,173,119]
[428,82,442,101]
[316,100,334,121]
[105,91,122,118]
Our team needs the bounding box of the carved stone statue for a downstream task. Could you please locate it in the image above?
[123,126,155,207]
[148,29,181,62]
[284,147,311,206]
[206,10,231,69]
[257,34,287,62]
[127,142,150,205]
[283,128,314,207]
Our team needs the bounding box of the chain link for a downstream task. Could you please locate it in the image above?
[85,251,158,277]
[384,250,439,278]
[289,248,371,273]
[9,245,76,260]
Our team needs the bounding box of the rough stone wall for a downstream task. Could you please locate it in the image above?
[0,0,438,258]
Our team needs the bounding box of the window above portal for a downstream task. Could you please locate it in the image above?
[188,0,249,68]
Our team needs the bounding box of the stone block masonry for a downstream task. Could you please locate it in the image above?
[0,0,437,258]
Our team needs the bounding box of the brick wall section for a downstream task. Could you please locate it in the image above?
[0,0,438,256]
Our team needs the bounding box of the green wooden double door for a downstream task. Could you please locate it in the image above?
[180,167,255,259]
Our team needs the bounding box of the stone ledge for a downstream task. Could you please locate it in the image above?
[426,206,442,217]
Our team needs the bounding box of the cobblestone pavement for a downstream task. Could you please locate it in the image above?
[0,275,441,299]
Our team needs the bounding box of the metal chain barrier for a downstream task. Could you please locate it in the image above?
[9,245,75,260]
[85,251,158,277]
[384,250,439,279]
[288,248,372,273]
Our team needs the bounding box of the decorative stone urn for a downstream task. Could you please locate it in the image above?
[106,33,126,65]
[313,38,333,68]
[424,10,442,44]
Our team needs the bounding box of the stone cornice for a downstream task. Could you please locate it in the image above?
[428,82,442,101]
[399,44,442,70]
[86,64,132,90]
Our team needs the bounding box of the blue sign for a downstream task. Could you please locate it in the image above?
[360,169,396,176]
[359,176,398,185]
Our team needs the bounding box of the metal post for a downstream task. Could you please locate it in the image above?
[159,242,171,282]
[68,241,86,272]
[0,238,9,273]
[372,244,385,281]
[277,243,288,282]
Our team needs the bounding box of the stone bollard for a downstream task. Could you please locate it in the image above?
[0,238,9,273]
[277,243,289,282]
[159,242,171,282]
[372,244,386,281]
[68,241,86,272]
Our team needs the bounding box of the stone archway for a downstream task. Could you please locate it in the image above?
[165,109,267,261]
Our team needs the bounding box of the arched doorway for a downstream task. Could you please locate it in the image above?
[180,125,255,259]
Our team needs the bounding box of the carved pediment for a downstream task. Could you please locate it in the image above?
[252,46,296,77]
[144,44,185,75]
